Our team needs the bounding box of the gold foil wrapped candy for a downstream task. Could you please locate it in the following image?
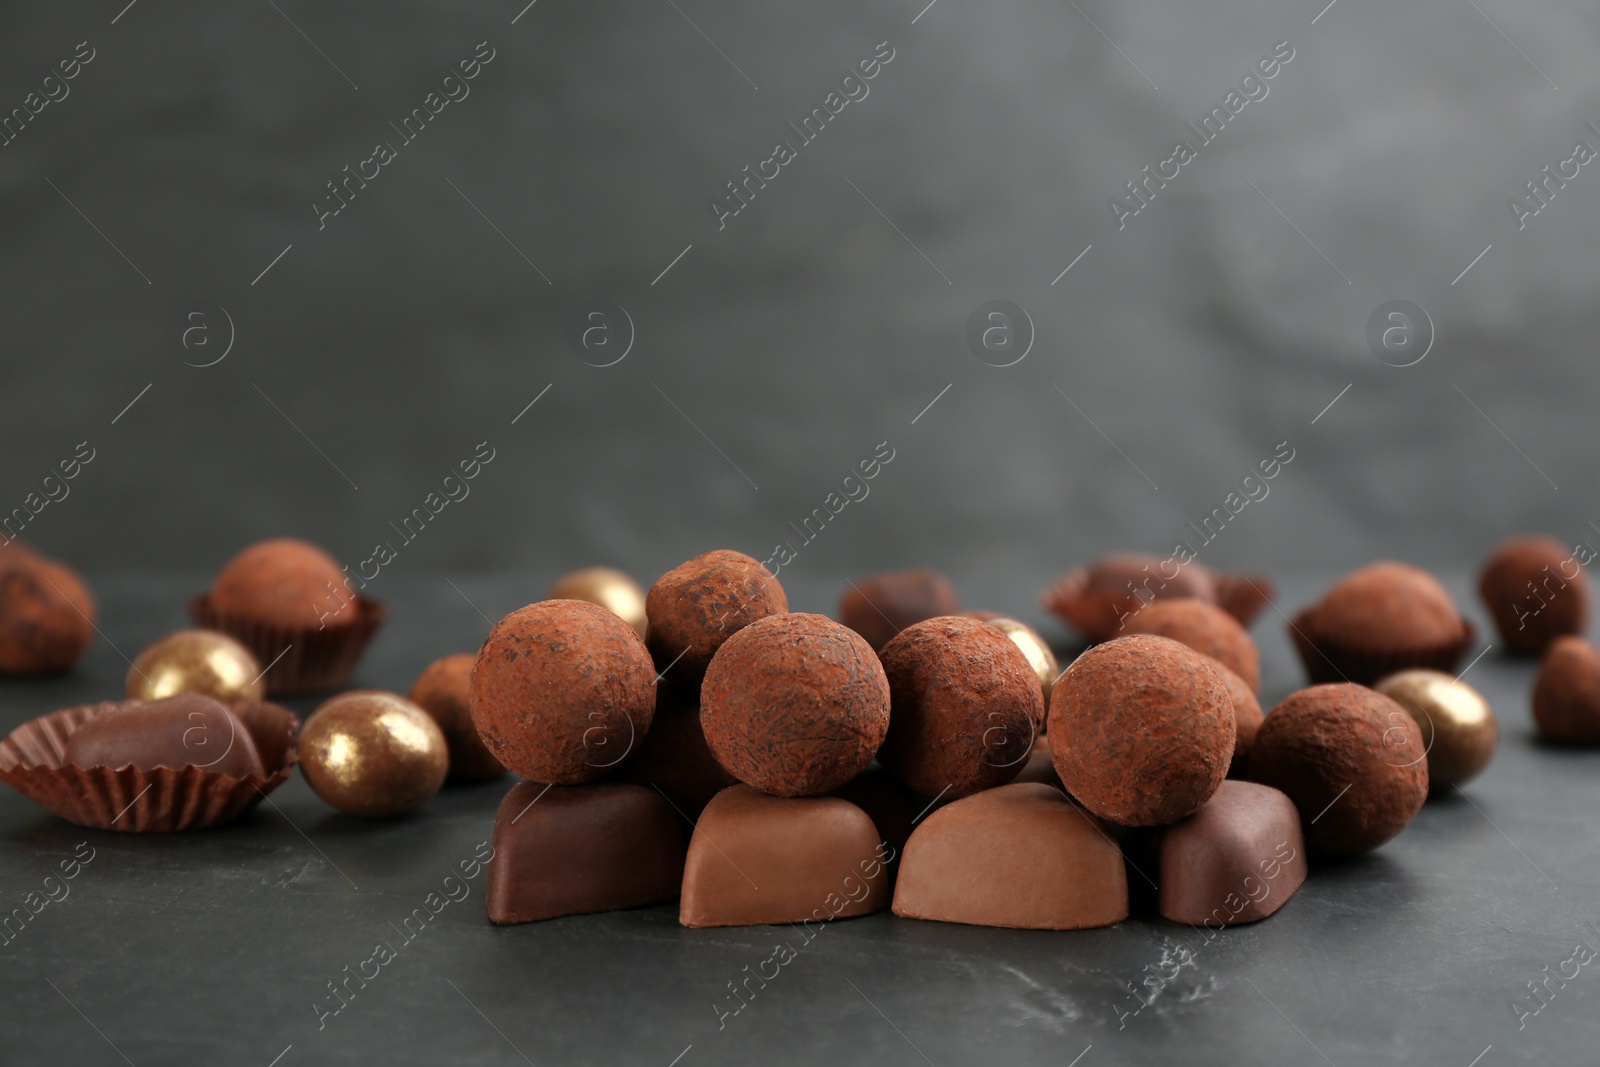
[299,692,448,816]
[548,566,648,637]
[1376,669,1498,789]
[125,629,265,705]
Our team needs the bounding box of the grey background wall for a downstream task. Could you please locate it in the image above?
[2,0,1596,594]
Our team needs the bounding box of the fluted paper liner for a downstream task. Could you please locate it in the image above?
[188,593,386,696]
[1288,609,1476,687]
[0,700,299,833]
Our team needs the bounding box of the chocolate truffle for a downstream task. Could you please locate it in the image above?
[1120,599,1261,692]
[1290,561,1472,686]
[1479,535,1590,656]
[972,615,1060,703]
[893,782,1127,930]
[680,785,892,928]
[63,694,266,778]
[1532,636,1600,745]
[0,552,96,676]
[829,766,926,875]
[488,781,685,924]
[1249,684,1428,856]
[1041,554,1216,643]
[1049,635,1234,826]
[701,613,889,797]
[1376,669,1498,787]
[838,569,959,651]
[300,691,448,816]
[1217,665,1264,779]
[408,654,506,783]
[615,682,737,820]
[877,616,1045,799]
[1012,733,1063,788]
[210,538,350,630]
[1158,780,1306,927]
[548,566,648,638]
[645,550,787,683]
[470,599,657,785]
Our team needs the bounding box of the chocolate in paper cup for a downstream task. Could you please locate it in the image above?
[1288,609,1475,687]
[0,700,299,832]
[188,593,386,696]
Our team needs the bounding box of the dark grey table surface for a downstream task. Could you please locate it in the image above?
[2,570,1596,1067]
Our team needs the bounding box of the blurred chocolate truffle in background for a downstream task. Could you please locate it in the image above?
[64,694,266,778]
[471,600,656,784]
[0,549,96,676]
[209,538,350,630]
[1041,554,1215,643]
[838,569,959,651]
[1375,669,1497,789]
[1289,561,1473,686]
[1120,598,1261,691]
[1478,535,1590,656]
[300,691,448,816]
[701,613,889,797]
[1249,683,1428,856]
[1216,665,1263,779]
[614,682,736,820]
[645,550,787,684]
[548,566,648,638]
[1050,635,1234,826]
[409,654,506,783]
[1532,636,1600,745]
[878,616,1044,799]
[126,630,264,705]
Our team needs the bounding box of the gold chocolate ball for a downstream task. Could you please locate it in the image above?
[548,566,648,637]
[981,615,1061,705]
[299,691,448,816]
[1376,669,1498,789]
[125,629,265,705]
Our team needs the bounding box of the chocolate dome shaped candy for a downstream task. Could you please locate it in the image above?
[1290,562,1473,686]
[645,550,787,684]
[1479,536,1590,656]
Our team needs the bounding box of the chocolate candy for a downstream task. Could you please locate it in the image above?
[645,550,787,683]
[614,681,736,820]
[878,616,1044,799]
[1012,732,1063,788]
[1376,669,1497,787]
[408,654,506,783]
[972,615,1059,703]
[1532,636,1600,745]
[829,766,926,877]
[680,785,891,928]
[838,568,959,651]
[893,782,1127,930]
[1041,554,1216,643]
[700,612,889,797]
[1290,561,1472,686]
[1479,535,1591,655]
[487,781,685,924]
[1249,683,1428,855]
[1050,635,1234,826]
[470,599,656,784]
[210,538,351,630]
[300,691,448,816]
[126,629,264,706]
[548,566,648,638]
[1158,780,1306,926]
[64,694,266,778]
[1121,599,1261,692]
[1217,665,1263,779]
[0,551,96,676]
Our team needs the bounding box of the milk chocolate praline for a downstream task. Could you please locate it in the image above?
[210,538,352,630]
[701,613,888,797]
[1479,535,1590,656]
[1532,636,1600,745]
[64,694,266,778]
[877,616,1044,799]
[645,550,787,684]
[471,600,656,785]
[838,569,959,651]
[1249,683,1428,856]
[408,654,506,783]
[0,550,96,676]
[1121,599,1261,692]
[1049,635,1234,826]
[1290,561,1472,686]
[1158,780,1307,927]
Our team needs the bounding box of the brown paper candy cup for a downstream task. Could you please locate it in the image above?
[188,593,386,696]
[1213,571,1276,628]
[1288,609,1476,687]
[0,700,300,832]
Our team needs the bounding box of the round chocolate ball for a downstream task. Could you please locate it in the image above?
[1120,598,1261,691]
[838,569,960,651]
[878,616,1045,798]
[471,599,657,784]
[299,691,449,816]
[645,550,787,683]
[614,682,737,818]
[1314,562,1463,642]
[700,612,889,797]
[1049,635,1234,826]
[1084,554,1215,602]
[1532,636,1600,745]
[126,629,264,705]
[1376,669,1497,788]
[1249,683,1428,856]
[0,552,96,675]
[1479,535,1590,656]
[1217,664,1263,778]
[548,566,648,638]
[210,538,349,630]
[972,615,1060,704]
[408,654,506,783]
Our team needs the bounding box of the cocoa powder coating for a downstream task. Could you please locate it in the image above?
[210,538,350,630]
[1121,598,1262,691]
[409,654,506,783]
[1308,561,1466,650]
[1532,636,1600,745]
[645,549,787,683]
[1479,535,1591,656]
[0,552,96,676]
[838,568,960,651]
